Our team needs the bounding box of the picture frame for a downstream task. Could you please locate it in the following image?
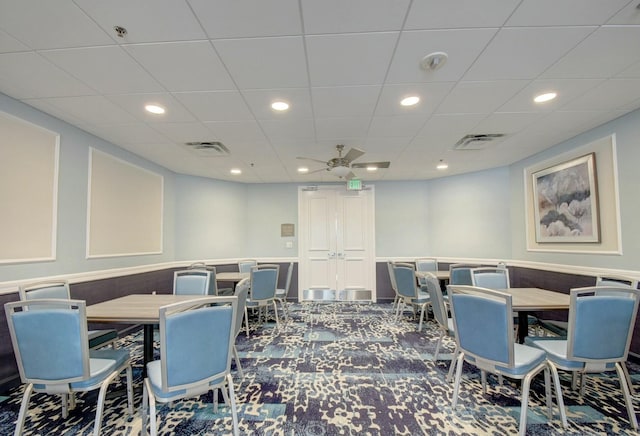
[532,153,600,243]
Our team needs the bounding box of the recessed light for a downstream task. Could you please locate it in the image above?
[366,166,378,172]
[400,96,420,106]
[145,104,165,114]
[271,101,289,111]
[436,160,448,170]
[230,168,242,175]
[297,167,309,173]
[533,92,557,103]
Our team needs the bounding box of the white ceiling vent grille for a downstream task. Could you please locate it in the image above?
[454,134,505,150]
[183,141,230,157]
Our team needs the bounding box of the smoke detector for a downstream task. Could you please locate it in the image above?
[420,52,448,72]
[183,141,230,157]
[454,134,505,150]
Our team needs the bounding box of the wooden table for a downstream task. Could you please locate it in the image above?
[216,271,249,292]
[86,294,205,376]
[501,288,570,343]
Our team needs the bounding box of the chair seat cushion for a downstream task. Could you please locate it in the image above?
[494,343,547,376]
[525,337,586,370]
[90,348,130,369]
[146,360,225,400]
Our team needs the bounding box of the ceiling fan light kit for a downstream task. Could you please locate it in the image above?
[296,144,391,180]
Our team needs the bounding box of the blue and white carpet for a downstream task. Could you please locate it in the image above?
[1,302,638,435]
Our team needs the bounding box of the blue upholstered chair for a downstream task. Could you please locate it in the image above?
[275,262,294,321]
[141,296,240,436]
[448,285,562,436]
[188,262,232,295]
[448,264,476,286]
[393,263,430,332]
[415,258,438,286]
[423,272,458,381]
[246,264,280,329]
[19,280,118,350]
[527,286,640,431]
[595,274,638,289]
[470,267,510,289]
[5,299,133,436]
[173,269,215,296]
[238,259,257,273]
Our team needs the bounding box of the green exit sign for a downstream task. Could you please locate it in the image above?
[347,179,362,191]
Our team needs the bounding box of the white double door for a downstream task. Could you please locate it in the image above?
[298,185,376,301]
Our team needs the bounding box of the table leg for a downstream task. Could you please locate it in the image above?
[143,324,155,378]
[517,311,529,344]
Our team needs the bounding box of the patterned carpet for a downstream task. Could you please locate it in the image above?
[1,302,639,435]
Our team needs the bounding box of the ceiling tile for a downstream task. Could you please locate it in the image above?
[311,86,380,118]
[386,29,498,83]
[259,118,315,140]
[151,122,216,144]
[542,26,640,79]
[301,0,410,34]
[314,117,370,139]
[74,0,206,43]
[0,1,114,49]
[0,29,31,53]
[463,27,596,80]
[188,0,302,38]
[498,78,604,112]
[506,0,631,26]
[173,91,254,121]
[436,80,529,115]
[107,93,197,123]
[123,41,236,92]
[34,95,140,124]
[367,116,427,138]
[607,1,640,24]
[562,78,640,111]
[204,120,268,142]
[0,52,95,99]
[85,123,168,144]
[241,88,313,119]
[374,82,455,117]
[306,32,398,86]
[404,0,520,29]
[41,46,163,94]
[214,37,308,89]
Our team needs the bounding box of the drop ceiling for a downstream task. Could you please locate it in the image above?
[1,0,639,183]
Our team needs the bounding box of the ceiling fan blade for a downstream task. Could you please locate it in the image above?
[351,161,390,169]
[345,171,356,180]
[296,156,328,165]
[304,167,329,175]
[343,147,365,163]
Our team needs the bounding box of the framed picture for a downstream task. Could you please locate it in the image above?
[532,153,600,243]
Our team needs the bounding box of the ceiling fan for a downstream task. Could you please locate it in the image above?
[296,144,390,179]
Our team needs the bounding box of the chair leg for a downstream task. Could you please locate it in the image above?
[143,378,158,436]
[141,380,149,436]
[616,362,638,430]
[272,301,280,329]
[451,352,465,408]
[549,364,568,428]
[543,366,553,420]
[244,307,250,337]
[14,383,33,436]
[418,305,426,332]
[446,346,459,383]
[518,370,536,436]
[622,362,636,396]
[125,364,134,415]
[233,345,244,380]
[226,373,240,436]
[433,331,444,361]
[93,370,119,436]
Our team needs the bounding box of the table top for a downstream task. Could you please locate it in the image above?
[216,271,249,282]
[415,270,450,280]
[86,294,205,324]
[500,287,570,311]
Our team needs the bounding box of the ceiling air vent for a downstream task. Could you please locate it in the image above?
[454,134,505,150]
[183,141,230,157]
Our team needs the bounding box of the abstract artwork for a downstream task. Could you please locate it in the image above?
[532,153,600,243]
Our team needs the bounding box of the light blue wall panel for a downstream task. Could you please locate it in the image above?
[427,167,511,259]
[174,174,247,260]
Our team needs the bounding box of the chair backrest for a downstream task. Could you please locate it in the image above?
[5,299,90,385]
[19,280,70,302]
[282,262,294,294]
[173,270,214,296]
[449,264,475,285]
[596,275,639,289]
[187,262,214,271]
[234,279,249,338]
[158,296,237,393]
[471,267,510,289]
[250,265,279,301]
[238,259,257,273]
[387,261,398,293]
[423,272,449,330]
[449,285,514,368]
[393,263,419,299]
[566,286,640,364]
[415,258,438,273]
